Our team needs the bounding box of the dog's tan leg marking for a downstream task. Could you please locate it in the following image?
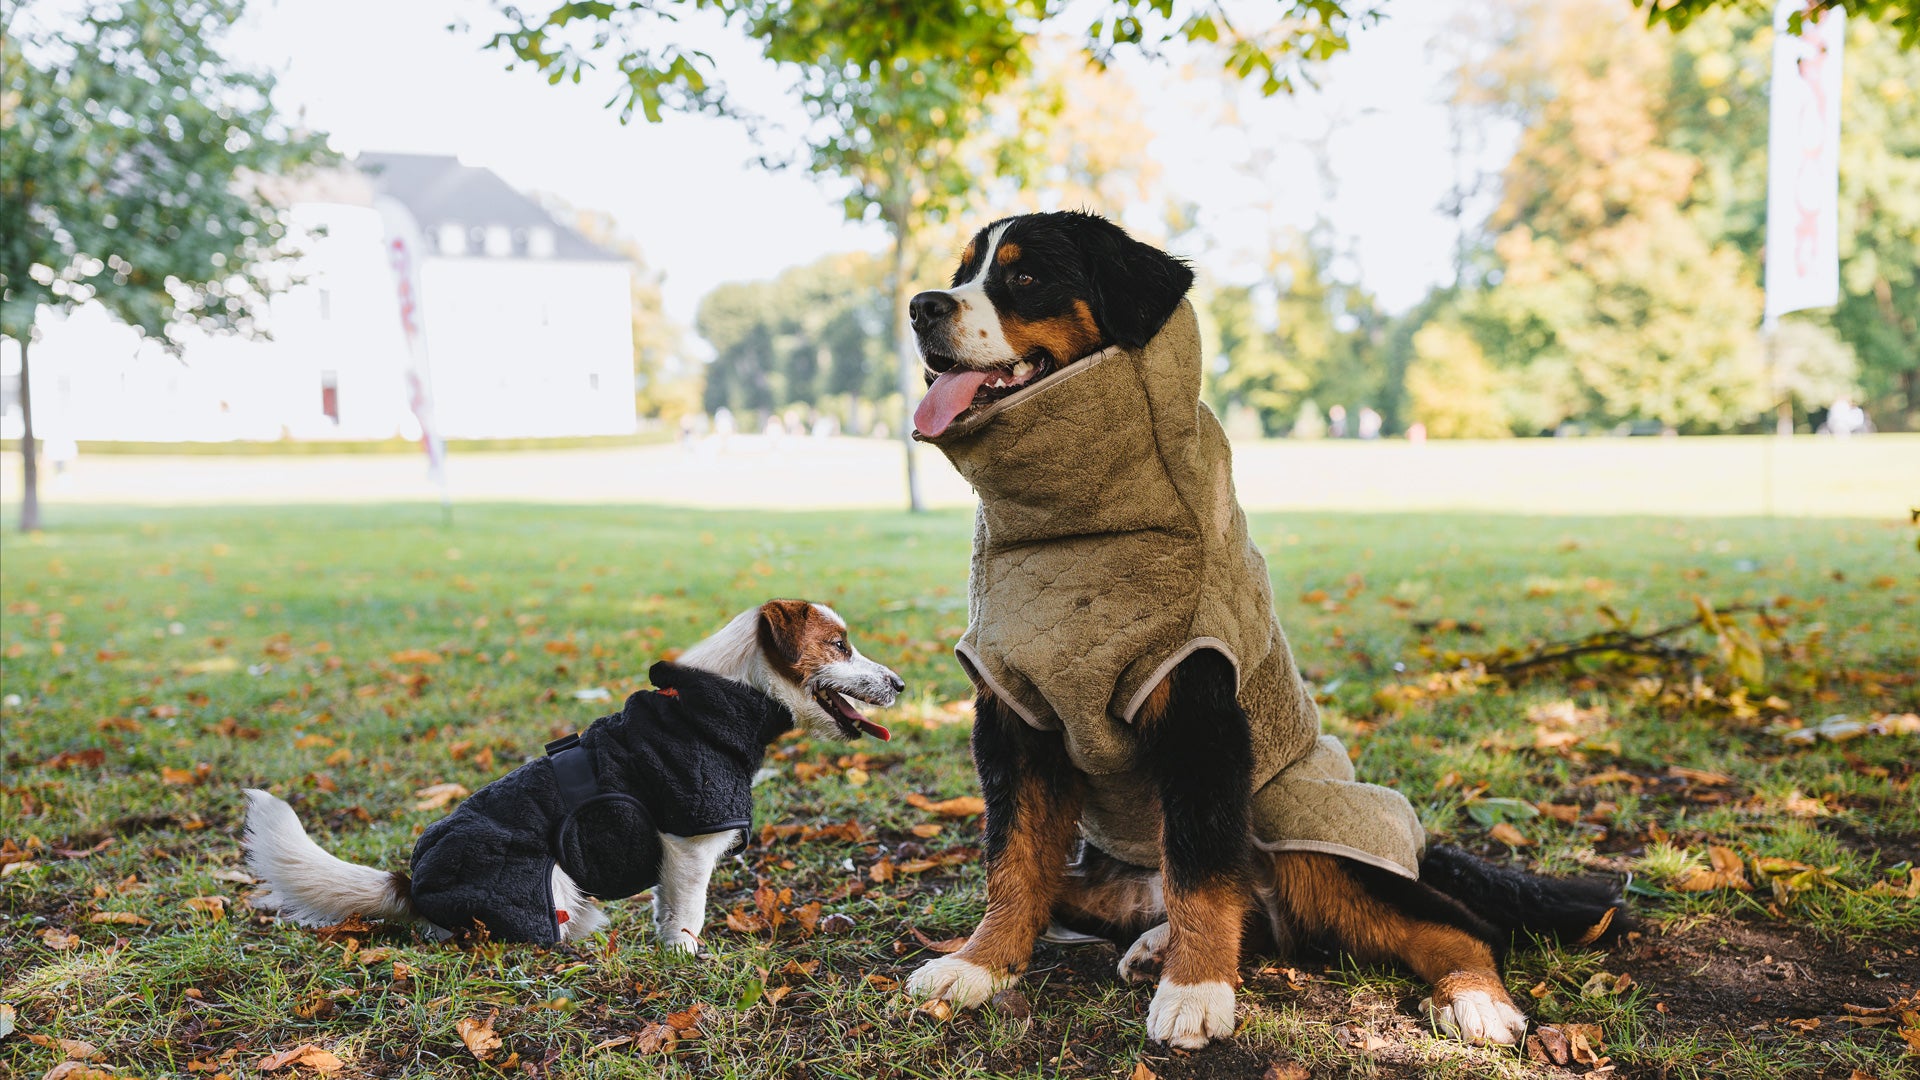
[909,693,1083,1009]
[1147,875,1246,1047]
[955,770,1083,974]
[1265,851,1527,1045]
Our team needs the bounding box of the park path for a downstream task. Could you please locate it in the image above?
[2,434,1914,518]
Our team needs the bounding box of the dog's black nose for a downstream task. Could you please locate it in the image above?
[887,672,906,693]
[909,291,957,331]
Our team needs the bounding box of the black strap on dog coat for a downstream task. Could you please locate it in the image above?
[407,661,792,943]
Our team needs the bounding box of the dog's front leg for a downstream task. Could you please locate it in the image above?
[1138,650,1252,1049]
[653,830,737,954]
[908,691,1082,1008]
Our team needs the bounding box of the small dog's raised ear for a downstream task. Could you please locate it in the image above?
[1079,218,1195,349]
[756,599,814,666]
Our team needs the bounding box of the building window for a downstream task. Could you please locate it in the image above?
[527,227,556,258]
[437,223,467,255]
[321,370,340,425]
[484,225,512,257]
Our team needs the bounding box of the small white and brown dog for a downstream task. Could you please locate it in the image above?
[242,600,902,949]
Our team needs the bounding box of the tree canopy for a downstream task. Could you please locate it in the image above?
[1,0,331,530]
[1,0,329,345]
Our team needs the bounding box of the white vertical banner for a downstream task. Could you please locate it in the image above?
[373,196,449,497]
[1763,0,1845,326]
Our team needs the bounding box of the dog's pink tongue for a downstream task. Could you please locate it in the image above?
[914,369,992,437]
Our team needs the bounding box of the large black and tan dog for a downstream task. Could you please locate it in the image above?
[904,211,1625,1049]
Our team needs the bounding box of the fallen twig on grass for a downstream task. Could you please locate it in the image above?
[1472,604,1768,679]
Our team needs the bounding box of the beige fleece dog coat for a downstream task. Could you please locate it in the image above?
[916,300,1425,877]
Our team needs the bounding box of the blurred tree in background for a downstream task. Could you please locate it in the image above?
[484,0,1382,502]
[695,251,890,426]
[1382,0,1920,436]
[1,0,330,531]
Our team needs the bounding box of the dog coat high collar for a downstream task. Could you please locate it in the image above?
[918,300,1425,877]
[406,661,789,942]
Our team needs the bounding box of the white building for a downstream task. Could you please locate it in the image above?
[3,153,638,443]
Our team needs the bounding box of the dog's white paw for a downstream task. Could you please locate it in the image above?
[1117,922,1169,985]
[657,924,701,955]
[1422,990,1528,1046]
[906,955,1012,1009]
[1146,979,1236,1049]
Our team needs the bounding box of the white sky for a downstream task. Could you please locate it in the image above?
[224,0,1504,334]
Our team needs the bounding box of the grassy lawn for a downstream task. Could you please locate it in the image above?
[3,504,1915,1079]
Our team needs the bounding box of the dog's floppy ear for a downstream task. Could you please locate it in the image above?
[756,599,814,667]
[1080,219,1195,349]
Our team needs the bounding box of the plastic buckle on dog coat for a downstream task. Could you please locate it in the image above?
[544,733,599,812]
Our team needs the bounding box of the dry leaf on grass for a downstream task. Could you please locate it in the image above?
[905,792,987,818]
[388,649,443,665]
[1667,766,1734,786]
[257,1044,344,1073]
[1677,846,1750,891]
[1333,1022,1391,1052]
[87,911,149,926]
[1489,822,1532,847]
[456,1013,502,1061]
[182,896,226,917]
[1130,1063,1159,1080]
[909,927,967,953]
[25,1035,102,1060]
[915,997,953,1021]
[909,823,944,838]
[1263,1064,1310,1080]
[412,783,469,811]
[633,1022,677,1053]
[41,1065,118,1080]
[665,1003,705,1033]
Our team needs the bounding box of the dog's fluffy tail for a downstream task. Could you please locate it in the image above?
[242,789,414,926]
[1419,843,1631,947]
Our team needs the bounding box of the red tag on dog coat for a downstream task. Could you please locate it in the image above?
[556,909,569,924]
[656,687,679,698]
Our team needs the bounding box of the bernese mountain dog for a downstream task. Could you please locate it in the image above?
[903,210,1627,1050]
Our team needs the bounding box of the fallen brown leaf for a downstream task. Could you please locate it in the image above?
[41,1065,117,1080]
[1130,1063,1159,1080]
[87,911,150,926]
[1677,845,1751,892]
[257,1044,344,1073]
[1489,822,1532,847]
[905,792,987,818]
[1263,1064,1310,1080]
[411,782,469,811]
[25,1035,101,1061]
[666,1002,705,1033]
[456,1013,502,1061]
[633,1022,677,1053]
[183,896,227,917]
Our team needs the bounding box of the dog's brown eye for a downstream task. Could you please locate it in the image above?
[833,638,849,655]
[1009,273,1034,287]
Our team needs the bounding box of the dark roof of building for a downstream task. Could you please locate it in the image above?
[356,152,624,263]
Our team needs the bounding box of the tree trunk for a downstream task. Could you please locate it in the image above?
[891,217,925,513]
[18,334,40,533]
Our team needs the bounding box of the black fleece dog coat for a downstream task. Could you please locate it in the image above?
[408,661,792,943]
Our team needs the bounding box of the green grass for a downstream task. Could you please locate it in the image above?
[3,505,1916,1079]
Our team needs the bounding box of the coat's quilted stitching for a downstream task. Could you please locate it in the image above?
[923,301,1425,876]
